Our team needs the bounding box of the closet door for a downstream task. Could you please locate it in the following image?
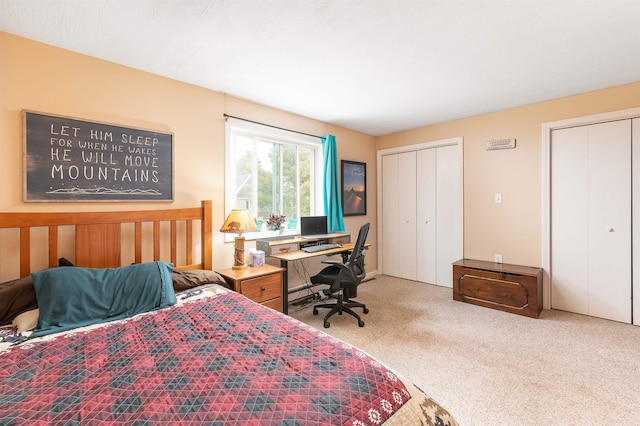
[435,144,461,288]
[381,153,401,278]
[551,120,631,323]
[382,151,417,280]
[587,121,631,322]
[416,149,436,284]
[381,140,461,285]
[551,126,589,315]
[397,151,417,280]
[416,145,461,287]
[633,118,640,326]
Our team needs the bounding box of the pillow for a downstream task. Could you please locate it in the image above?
[0,258,76,326]
[172,269,229,291]
[0,276,38,326]
[12,309,39,333]
[31,261,176,337]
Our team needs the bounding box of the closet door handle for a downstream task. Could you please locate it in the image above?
[606,227,614,232]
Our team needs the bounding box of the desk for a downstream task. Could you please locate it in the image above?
[268,242,368,314]
[256,233,351,256]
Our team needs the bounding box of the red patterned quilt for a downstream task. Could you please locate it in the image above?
[0,287,456,425]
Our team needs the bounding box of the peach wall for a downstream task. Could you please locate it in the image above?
[0,32,377,274]
[5,30,638,280]
[377,82,640,267]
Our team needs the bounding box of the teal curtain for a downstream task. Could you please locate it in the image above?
[321,134,345,231]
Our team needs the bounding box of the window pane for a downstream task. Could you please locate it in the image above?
[233,134,254,209]
[225,118,322,238]
[257,139,274,218]
[282,144,297,219]
[299,146,312,217]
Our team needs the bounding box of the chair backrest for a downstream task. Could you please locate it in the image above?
[348,222,369,262]
[346,222,370,281]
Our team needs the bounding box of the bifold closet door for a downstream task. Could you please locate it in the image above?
[416,145,460,287]
[633,118,640,326]
[551,120,631,323]
[416,149,436,285]
[382,143,461,285]
[434,145,460,288]
[381,151,417,280]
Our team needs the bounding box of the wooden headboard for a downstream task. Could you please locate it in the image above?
[0,200,212,278]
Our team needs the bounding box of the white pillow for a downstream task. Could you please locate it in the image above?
[12,309,39,333]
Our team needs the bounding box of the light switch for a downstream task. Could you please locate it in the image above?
[495,193,502,204]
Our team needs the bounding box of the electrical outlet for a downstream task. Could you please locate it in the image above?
[495,254,503,264]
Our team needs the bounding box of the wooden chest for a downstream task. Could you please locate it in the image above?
[452,259,543,318]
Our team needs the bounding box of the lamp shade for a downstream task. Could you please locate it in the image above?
[219,209,258,234]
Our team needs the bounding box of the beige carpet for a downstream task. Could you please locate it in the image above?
[289,275,640,425]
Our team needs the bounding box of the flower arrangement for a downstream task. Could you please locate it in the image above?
[266,213,286,231]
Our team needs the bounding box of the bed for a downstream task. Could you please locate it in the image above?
[0,200,456,425]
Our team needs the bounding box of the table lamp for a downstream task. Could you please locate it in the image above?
[220,209,258,269]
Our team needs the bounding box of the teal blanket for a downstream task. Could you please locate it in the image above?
[31,261,175,337]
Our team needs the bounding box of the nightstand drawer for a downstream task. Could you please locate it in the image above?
[261,297,283,312]
[241,273,282,304]
[215,264,285,313]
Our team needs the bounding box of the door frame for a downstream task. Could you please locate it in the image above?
[541,107,640,311]
[377,137,464,279]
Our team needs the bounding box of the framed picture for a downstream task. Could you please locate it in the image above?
[341,160,366,216]
[23,111,173,202]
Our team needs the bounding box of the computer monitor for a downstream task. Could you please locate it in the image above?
[300,215,330,238]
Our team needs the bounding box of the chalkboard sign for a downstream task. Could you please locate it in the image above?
[23,111,173,202]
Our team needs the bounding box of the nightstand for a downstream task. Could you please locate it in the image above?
[216,264,285,312]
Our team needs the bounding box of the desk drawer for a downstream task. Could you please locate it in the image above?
[241,273,282,304]
[270,243,299,255]
[329,235,351,245]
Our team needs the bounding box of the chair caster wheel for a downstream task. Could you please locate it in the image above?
[363,308,369,314]
[313,309,318,315]
[358,320,365,327]
[324,321,330,328]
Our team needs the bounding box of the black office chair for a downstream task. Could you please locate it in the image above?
[311,222,370,328]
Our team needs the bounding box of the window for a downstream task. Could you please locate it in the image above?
[225,118,324,240]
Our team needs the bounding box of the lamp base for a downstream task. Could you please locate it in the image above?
[232,235,247,270]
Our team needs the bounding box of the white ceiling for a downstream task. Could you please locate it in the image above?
[1,0,639,136]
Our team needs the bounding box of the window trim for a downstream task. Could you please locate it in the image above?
[224,118,324,242]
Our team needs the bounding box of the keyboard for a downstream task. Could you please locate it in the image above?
[301,243,342,253]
